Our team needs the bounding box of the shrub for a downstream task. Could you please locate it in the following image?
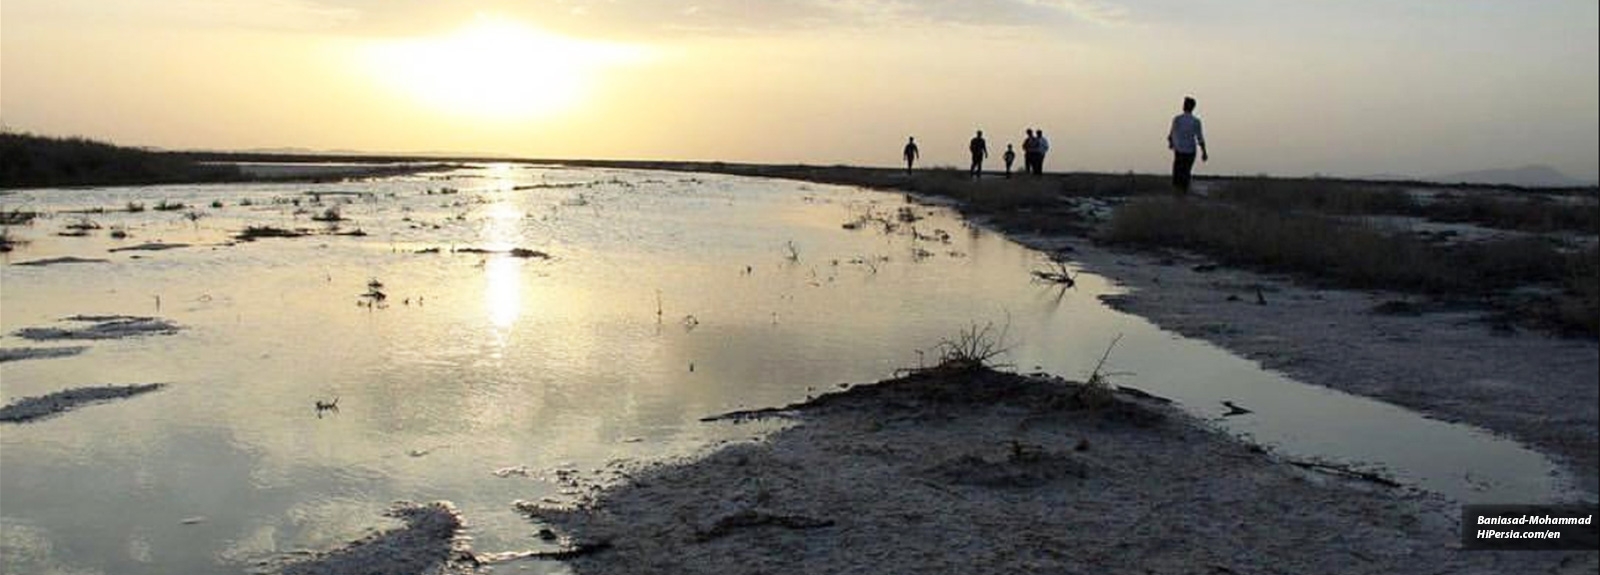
[929,320,1013,371]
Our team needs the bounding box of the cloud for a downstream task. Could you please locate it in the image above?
[849,0,1133,28]
[4,0,363,32]
[173,0,363,31]
[286,0,1137,39]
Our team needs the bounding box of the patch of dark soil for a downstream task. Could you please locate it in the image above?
[922,448,1091,488]
[274,502,481,575]
[0,383,166,423]
[706,366,1165,427]
[107,242,192,252]
[11,256,111,266]
[14,315,180,341]
[234,225,308,241]
[0,346,88,363]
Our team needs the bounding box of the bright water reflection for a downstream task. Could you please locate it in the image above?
[0,165,1573,575]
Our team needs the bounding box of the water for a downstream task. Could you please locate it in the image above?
[0,164,1573,574]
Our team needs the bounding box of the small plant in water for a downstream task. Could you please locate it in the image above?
[125,201,146,213]
[315,397,340,418]
[312,206,344,222]
[1078,334,1125,408]
[1031,259,1078,287]
[64,217,102,231]
[0,228,21,252]
[784,240,801,263]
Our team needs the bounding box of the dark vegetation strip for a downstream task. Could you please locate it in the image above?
[1107,198,1598,335]
[1,132,241,188]
[0,132,460,189]
[1213,177,1599,235]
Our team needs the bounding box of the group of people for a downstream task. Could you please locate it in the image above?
[900,96,1209,194]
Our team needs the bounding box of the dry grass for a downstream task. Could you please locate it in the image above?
[927,320,1014,372]
[1107,198,1597,335]
[900,171,1063,212]
[1212,177,1598,235]
[1109,198,1453,291]
[1212,178,1418,215]
[1427,192,1600,234]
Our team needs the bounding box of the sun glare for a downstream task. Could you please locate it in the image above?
[362,17,646,121]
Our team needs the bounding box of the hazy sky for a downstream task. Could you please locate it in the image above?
[3,0,1597,180]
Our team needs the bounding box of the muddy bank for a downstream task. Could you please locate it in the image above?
[13,315,181,341]
[0,383,166,423]
[264,502,480,575]
[525,367,1596,574]
[1020,232,1600,498]
[107,241,192,253]
[10,256,111,266]
[0,346,87,363]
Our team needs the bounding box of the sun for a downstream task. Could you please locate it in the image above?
[361,17,645,121]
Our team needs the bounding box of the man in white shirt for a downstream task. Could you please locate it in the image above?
[1166,96,1209,195]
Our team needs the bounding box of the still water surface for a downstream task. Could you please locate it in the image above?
[0,165,1570,574]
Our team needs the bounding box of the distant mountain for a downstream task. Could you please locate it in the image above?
[1427,165,1590,188]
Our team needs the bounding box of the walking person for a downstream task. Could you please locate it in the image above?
[1022,129,1039,177]
[1167,96,1208,196]
[902,136,920,175]
[968,130,988,179]
[1034,129,1050,176]
[1002,144,1017,178]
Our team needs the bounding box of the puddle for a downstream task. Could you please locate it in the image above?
[0,164,1577,575]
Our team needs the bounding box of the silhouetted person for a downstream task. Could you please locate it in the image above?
[1034,129,1050,176]
[1002,144,1016,178]
[1022,129,1040,177]
[1167,96,1208,195]
[969,130,988,179]
[903,137,920,175]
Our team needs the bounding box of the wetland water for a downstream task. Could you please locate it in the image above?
[0,164,1573,574]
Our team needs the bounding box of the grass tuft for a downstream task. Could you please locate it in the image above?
[929,320,1014,372]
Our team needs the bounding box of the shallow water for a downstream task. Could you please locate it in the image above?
[0,165,1573,574]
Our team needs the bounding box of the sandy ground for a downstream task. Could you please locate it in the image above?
[524,367,1597,574]
[1004,227,1600,499]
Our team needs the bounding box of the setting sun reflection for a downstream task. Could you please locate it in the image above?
[484,257,523,331]
[481,189,528,331]
[360,17,648,121]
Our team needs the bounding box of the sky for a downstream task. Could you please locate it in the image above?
[3,0,1597,181]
